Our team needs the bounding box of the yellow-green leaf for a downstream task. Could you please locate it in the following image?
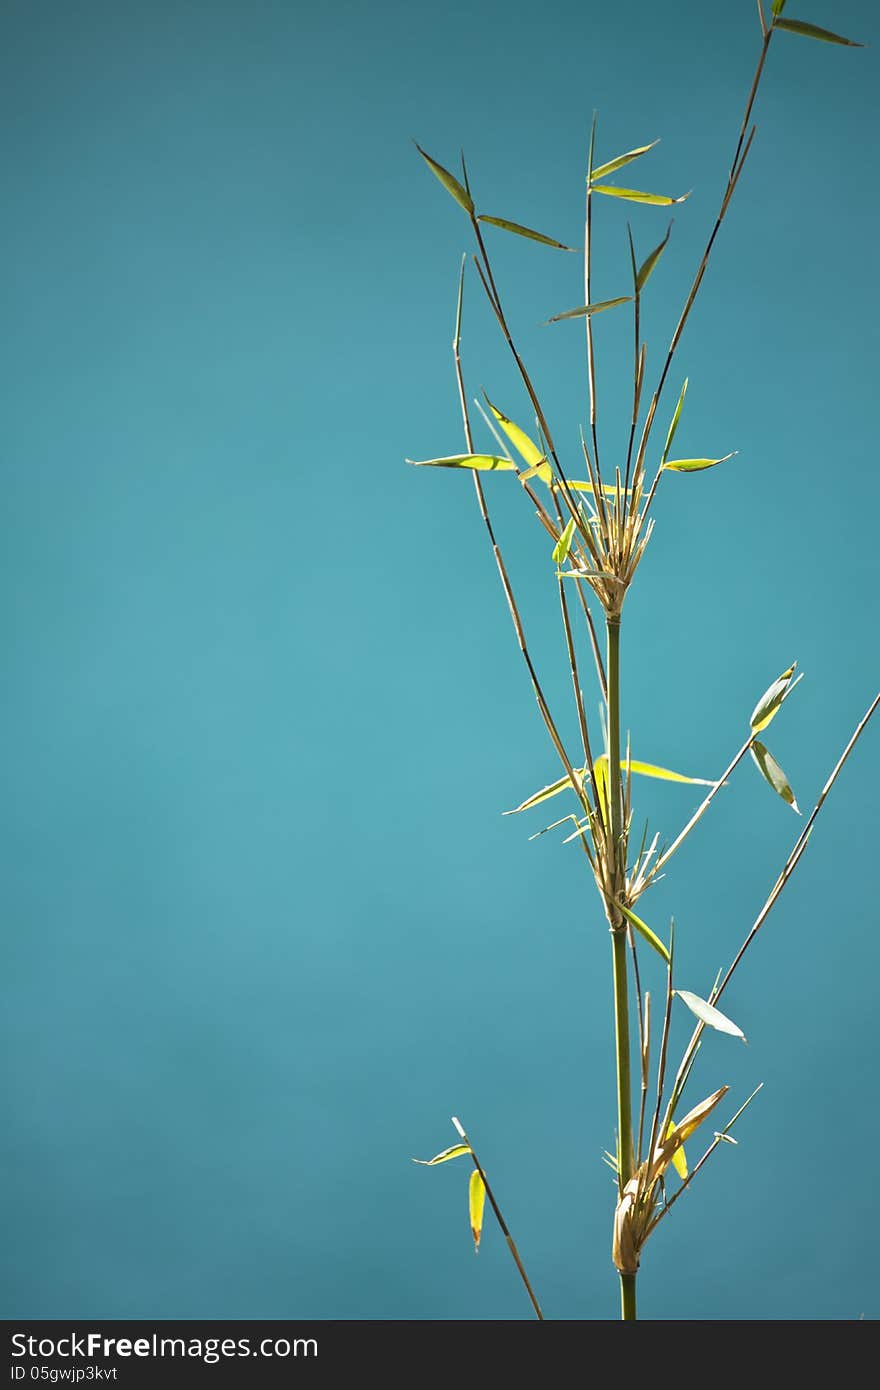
[547,296,631,323]
[623,758,714,787]
[485,399,544,469]
[663,452,736,473]
[591,184,690,207]
[675,989,747,1041]
[662,379,688,462]
[618,902,671,964]
[552,518,577,564]
[590,140,659,182]
[406,454,515,472]
[477,215,576,251]
[750,741,801,814]
[468,1168,486,1253]
[636,223,672,291]
[413,1143,472,1166]
[504,770,583,815]
[561,478,631,498]
[666,1122,688,1179]
[771,0,786,13]
[774,17,862,46]
[750,663,799,732]
[415,143,475,213]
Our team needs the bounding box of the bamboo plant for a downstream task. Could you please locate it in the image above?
[407,2,876,1320]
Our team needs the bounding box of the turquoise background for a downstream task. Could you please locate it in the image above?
[1,0,876,1320]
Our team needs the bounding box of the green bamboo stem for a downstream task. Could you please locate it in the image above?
[606,615,636,1319]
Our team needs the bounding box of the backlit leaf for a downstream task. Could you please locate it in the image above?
[468,1169,486,1253]
[478,215,576,251]
[675,990,747,1041]
[413,1144,472,1166]
[591,184,690,206]
[590,140,659,182]
[485,399,545,469]
[415,144,475,213]
[663,452,736,473]
[750,663,799,732]
[623,758,714,787]
[651,1087,729,1180]
[506,753,710,815]
[520,460,553,485]
[552,518,577,564]
[774,17,862,46]
[750,741,801,814]
[406,454,515,472]
[547,297,631,323]
[666,1122,688,1179]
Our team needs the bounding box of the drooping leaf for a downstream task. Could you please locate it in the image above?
[468,1169,486,1253]
[750,741,801,814]
[663,452,737,473]
[750,663,799,732]
[478,215,576,251]
[547,297,632,323]
[590,140,659,182]
[407,454,515,472]
[485,399,545,469]
[552,518,577,564]
[661,379,688,462]
[636,223,672,291]
[774,17,862,46]
[413,1143,472,1166]
[675,990,747,1042]
[591,184,690,207]
[618,902,671,964]
[415,144,475,213]
[666,1122,688,1179]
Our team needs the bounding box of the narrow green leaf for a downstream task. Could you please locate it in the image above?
[468,1169,486,1253]
[663,452,737,473]
[750,740,801,814]
[590,140,660,182]
[485,398,544,468]
[504,771,581,815]
[414,143,475,213]
[406,454,516,472]
[675,990,747,1042]
[618,902,671,964]
[666,1121,688,1179]
[662,379,688,462]
[477,215,576,251]
[591,184,690,207]
[623,758,714,787]
[636,223,672,291]
[750,662,799,732]
[413,1143,472,1166]
[547,296,632,323]
[774,17,862,46]
[771,0,786,13]
[552,518,577,564]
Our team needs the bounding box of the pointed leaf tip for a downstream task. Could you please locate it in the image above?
[415,143,475,213]
[774,17,862,46]
[750,663,800,732]
[478,215,576,251]
[552,517,577,564]
[675,989,746,1041]
[413,1143,472,1166]
[407,453,516,473]
[590,140,660,182]
[547,296,632,323]
[591,184,690,206]
[750,741,801,813]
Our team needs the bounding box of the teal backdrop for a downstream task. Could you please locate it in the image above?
[1,0,876,1320]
